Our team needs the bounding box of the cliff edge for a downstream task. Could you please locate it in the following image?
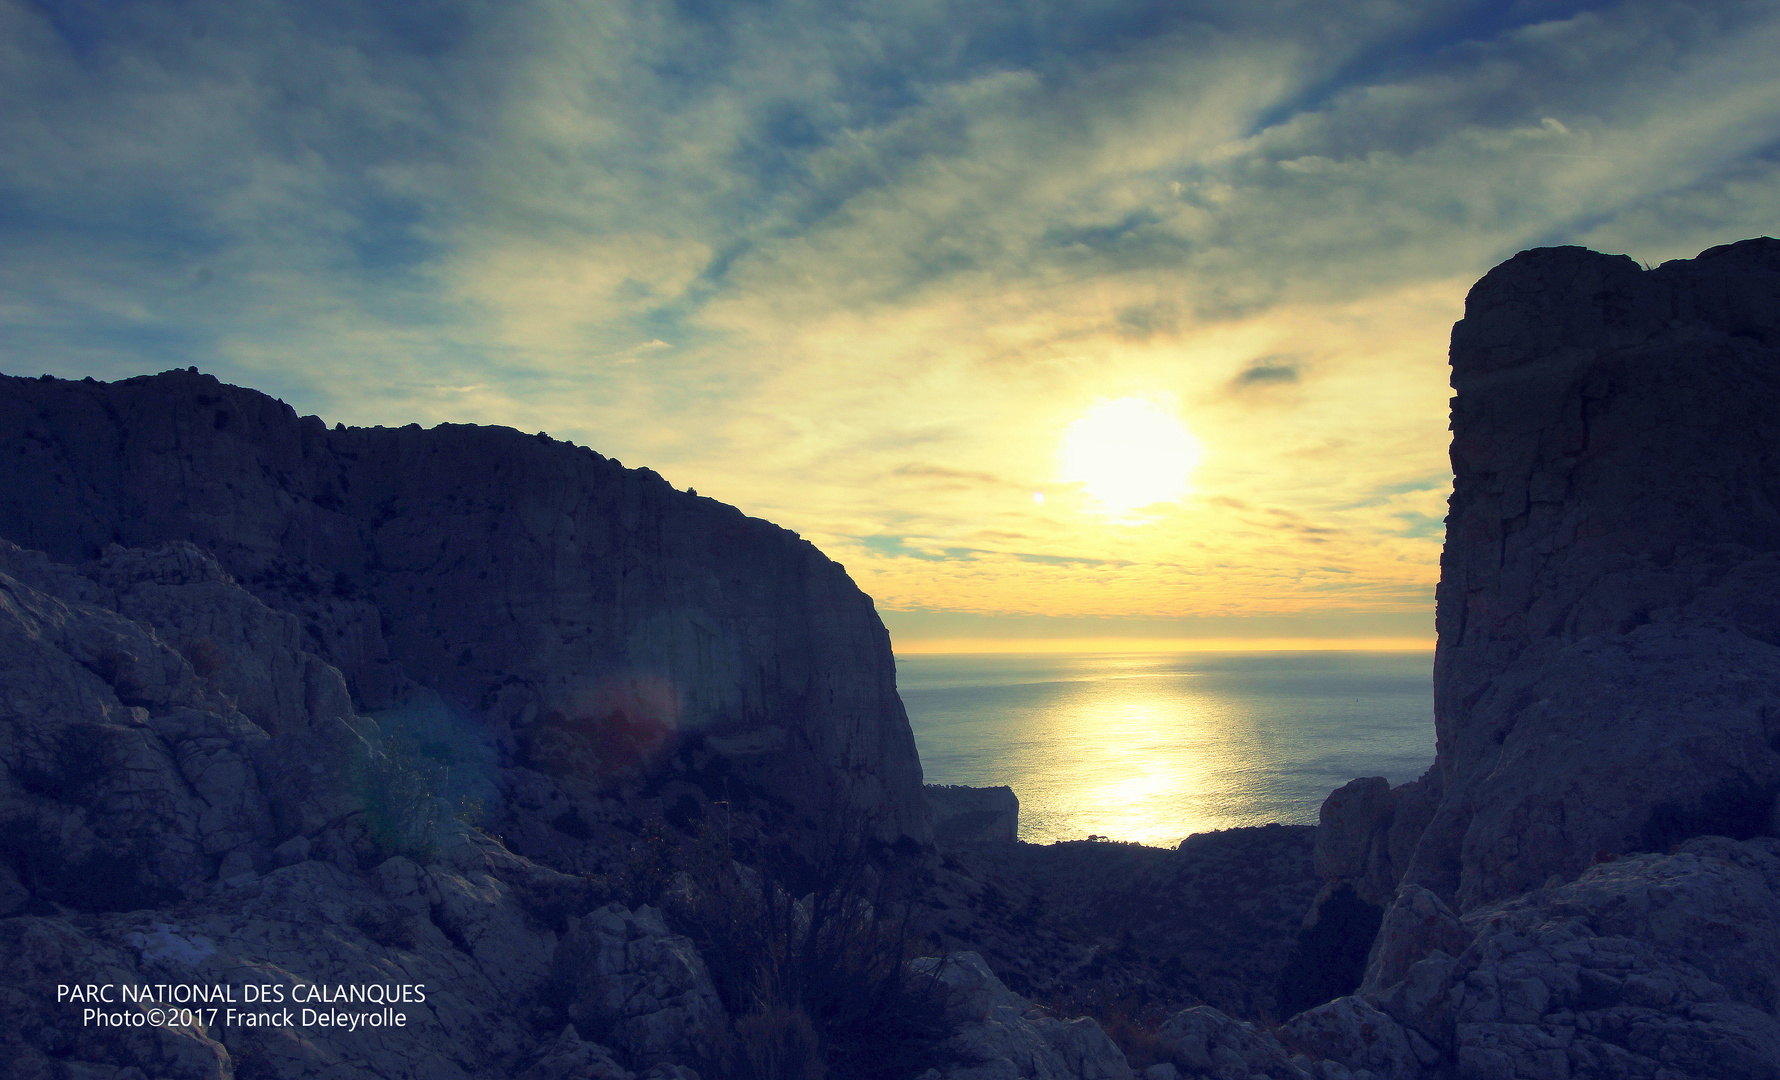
[1418,236,1780,909]
[0,369,929,843]
[1260,238,1780,1079]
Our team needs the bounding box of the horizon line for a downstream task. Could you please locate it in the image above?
[891,636,1436,655]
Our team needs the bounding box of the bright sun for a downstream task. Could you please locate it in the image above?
[1059,397,1203,513]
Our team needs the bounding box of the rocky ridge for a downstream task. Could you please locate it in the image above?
[0,369,928,844]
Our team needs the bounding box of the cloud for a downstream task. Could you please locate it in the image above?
[1231,359,1301,388]
[3,0,1778,629]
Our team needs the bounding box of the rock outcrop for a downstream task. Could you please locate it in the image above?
[908,952,1133,1080]
[1150,834,1780,1080]
[1312,775,1439,912]
[0,538,360,911]
[1407,237,1780,910]
[927,784,1020,844]
[0,533,693,1079]
[0,369,928,842]
[1278,238,1780,1078]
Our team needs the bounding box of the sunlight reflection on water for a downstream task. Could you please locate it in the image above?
[898,651,1436,846]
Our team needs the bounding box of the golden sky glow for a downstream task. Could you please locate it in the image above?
[5,1,1779,649]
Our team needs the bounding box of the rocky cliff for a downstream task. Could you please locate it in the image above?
[1261,238,1780,1080]
[0,370,956,1080]
[0,369,928,844]
[1418,236,1780,909]
[926,784,1020,844]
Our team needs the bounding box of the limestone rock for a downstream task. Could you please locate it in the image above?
[1313,778,1393,886]
[928,784,1020,844]
[1358,885,1472,997]
[908,951,1134,1080]
[1152,1005,1309,1080]
[0,916,233,1080]
[1,539,271,907]
[1281,996,1428,1080]
[1404,238,1780,910]
[0,851,560,1080]
[1313,774,1439,909]
[0,369,929,840]
[0,532,616,1080]
[0,536,388,904]
[1347,835,1780,1080]
[552,904,728,1068]
[516,1025,636,1080]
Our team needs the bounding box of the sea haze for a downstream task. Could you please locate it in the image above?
[898,651,1436,847]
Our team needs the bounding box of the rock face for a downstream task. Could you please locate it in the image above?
[0,538,361,912]
[908,952,1133,1080]
[1404,237,1780,910]
[0,531,676,1079]
[1186,835,1780,1080]
[927,784,1020,844]
[551,904,728,1067]
[1278,238,1780,1077]
[1312,775,1439,911]
[0,369,928,841]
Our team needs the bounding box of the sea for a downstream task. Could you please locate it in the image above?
[897,651,1437,847]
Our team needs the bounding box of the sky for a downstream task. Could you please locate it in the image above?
[3,0,1778,653]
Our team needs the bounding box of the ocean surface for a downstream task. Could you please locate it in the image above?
[898,651,1437,847]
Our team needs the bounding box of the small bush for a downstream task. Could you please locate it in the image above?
[1092,998,1171,1069]
[352,728,483,862]
[614,817,679,907]
[663,808,950,1080]
[733,1005,825,1080]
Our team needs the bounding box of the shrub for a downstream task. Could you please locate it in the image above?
[351,727,484,862]
[733,1005,825,1080]
[613,816,679,906]
[663,808,951,1080]
[1090,997,1172,1069]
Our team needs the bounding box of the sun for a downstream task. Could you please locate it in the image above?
[1059,397,1203,513]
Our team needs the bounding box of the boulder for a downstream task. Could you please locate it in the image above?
[515,1025,635,1080]
[0,537,350,908]
[1258,834,1780,1080]
[1372,835,1780,1080]
[0,851,559,1080]
[0,533,627,1080]
[1313,774,1439,909]
[908,951,1134,1080]
[1358,885,1472,997]
[1152,1005,1309,1080]
[552,904,728,1068]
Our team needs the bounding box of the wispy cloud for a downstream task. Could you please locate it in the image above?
[3,0,1777,639]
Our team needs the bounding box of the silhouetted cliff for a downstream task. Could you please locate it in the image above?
[0,370,929,843]
[1281,238,1780,1079]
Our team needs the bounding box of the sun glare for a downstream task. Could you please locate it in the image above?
[1059,397,1202,513]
